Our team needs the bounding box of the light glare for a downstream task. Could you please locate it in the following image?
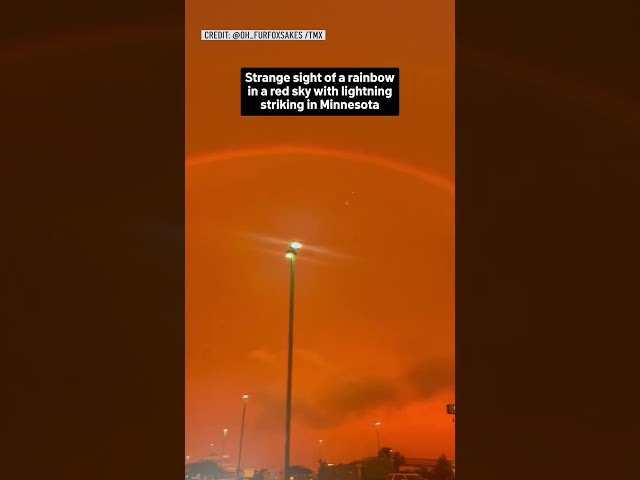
[290,240,303,250]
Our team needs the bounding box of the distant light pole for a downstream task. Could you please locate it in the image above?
[374,422,381,454]
[319,439,323,461]
[237,395,249,480]
[284,240,302,480]
[222,428,228,460]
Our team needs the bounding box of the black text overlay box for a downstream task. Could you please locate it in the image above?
[241,68,400,116]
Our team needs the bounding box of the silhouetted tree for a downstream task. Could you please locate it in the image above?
[317,461,339,480]
[253,469,269,480]
[391,451,405,473]
[378,447,392,457]
[289,465,314,480]
[364,454,393,480]
[429,455,454,480]
[375,448,404,474]
[186,460,226,480]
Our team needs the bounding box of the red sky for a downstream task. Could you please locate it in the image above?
[185,0,455,470]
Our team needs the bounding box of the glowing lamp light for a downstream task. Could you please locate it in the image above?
[285,251,295,259]
[243,394,249,399]
[290,241,303,250]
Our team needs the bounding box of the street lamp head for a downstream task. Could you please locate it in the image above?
[319,439,323,444]
[285,250,295,259]
[223,428,228,435]
[290,241,303,251]
[374,422,381,427]
[243,394,249,399]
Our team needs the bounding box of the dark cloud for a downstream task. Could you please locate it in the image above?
[252,376,400,430]
[405,356,455,397]
[292,399,334,428]
[252,357,453,431]
[323,377,400,417]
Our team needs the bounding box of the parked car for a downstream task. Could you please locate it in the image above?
[386,474,424,480]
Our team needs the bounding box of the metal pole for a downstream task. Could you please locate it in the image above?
[237,398,248,480]
[376,425,380,454]
[284,255,295,480]
[222,429,227,462]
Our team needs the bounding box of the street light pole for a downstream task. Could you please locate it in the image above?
[284,241,302,480]
[222,428,228,461]
[237,395,249,480]
[374,422,381,454]
[319,439,323,461]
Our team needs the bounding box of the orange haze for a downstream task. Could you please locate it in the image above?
[186,0,455,470]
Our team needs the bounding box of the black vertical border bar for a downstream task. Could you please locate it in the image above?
[2,1,185,479]
[456,2,640,479]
